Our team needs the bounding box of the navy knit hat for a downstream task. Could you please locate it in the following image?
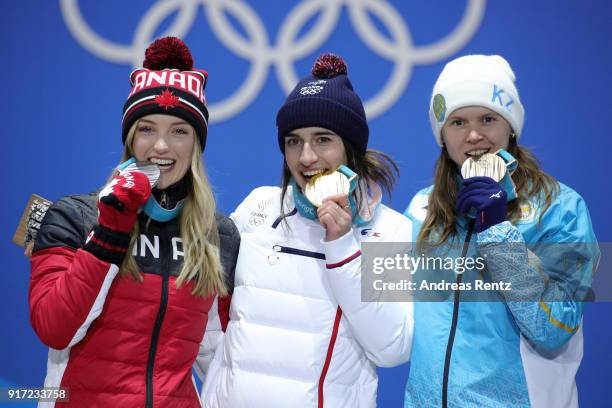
[276,54,369,154]
[122,37,209,151]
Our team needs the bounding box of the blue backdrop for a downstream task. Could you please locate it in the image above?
[3,1,611,407]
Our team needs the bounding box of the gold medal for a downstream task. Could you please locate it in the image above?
[460,153,506,182]
[303,167,355,207]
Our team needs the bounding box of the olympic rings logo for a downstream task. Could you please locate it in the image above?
[60,0,486,123]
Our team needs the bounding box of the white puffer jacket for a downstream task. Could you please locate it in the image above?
[202,185,414,407]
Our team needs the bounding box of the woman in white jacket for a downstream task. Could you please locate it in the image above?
[202,53,414,407]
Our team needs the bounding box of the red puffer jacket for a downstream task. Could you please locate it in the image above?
[29,193,239,408]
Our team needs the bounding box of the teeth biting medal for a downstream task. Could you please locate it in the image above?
[461,152,506,181]
[117,158,160,187]
[304,166,356,207]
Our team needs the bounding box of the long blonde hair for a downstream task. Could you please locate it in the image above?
[418,137,559,246]
[116,121,227,297]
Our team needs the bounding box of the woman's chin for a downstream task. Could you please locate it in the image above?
[156,178,172,190]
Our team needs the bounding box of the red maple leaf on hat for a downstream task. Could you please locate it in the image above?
[155,88,180,110]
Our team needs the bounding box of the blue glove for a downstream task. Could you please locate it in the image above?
[456,176,507,233]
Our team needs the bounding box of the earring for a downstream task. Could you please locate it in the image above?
[510,132,517,139]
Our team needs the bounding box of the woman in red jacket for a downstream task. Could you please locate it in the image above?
[29,37,239,407]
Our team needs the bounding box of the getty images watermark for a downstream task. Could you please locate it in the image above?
[371,251,510,290]
[361,242,602,302]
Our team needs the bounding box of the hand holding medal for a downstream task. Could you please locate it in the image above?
[304,166,356,241]
[116,158,161,189]
[457,151,509,232]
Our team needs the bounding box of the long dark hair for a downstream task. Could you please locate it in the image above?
[418,137,560,246]
[279,138,399,222]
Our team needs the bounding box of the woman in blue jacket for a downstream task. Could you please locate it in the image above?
[404,55,599,408]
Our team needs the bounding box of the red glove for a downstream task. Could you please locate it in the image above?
[83,170,151,266]
[98,170,152,233]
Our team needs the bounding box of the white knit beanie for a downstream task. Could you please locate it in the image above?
[429,55,525,146]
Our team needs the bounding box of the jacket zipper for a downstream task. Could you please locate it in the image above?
[145,263,170,408]
[272,245,335,407]
[273,244,325,260]
[318,307,343,408]
[441,220,475,408]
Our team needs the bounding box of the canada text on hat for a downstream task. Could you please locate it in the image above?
[128,69,206,103]
[121,37,210,150]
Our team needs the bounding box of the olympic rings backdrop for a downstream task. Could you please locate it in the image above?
[3,1,611,406]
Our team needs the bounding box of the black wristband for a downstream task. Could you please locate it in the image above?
[83,224,131,266]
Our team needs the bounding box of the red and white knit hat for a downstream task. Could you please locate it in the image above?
[121,37,209,150]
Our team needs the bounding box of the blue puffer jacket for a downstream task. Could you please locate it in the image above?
[403,182,599,408]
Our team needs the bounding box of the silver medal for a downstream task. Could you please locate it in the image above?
[120,161,161,188]
[460,153,506,182]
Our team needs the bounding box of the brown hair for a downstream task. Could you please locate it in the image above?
[279,138,399,221]
[417,137,559,246]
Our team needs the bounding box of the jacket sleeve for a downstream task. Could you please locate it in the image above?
[194,294,231,380]
[321,218,414,368]
[194,214,240,380]
[476,191,599,349]
[29,196,120,350]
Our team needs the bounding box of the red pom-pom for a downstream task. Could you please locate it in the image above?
[311,53,347,78]
[143,37,194,71]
